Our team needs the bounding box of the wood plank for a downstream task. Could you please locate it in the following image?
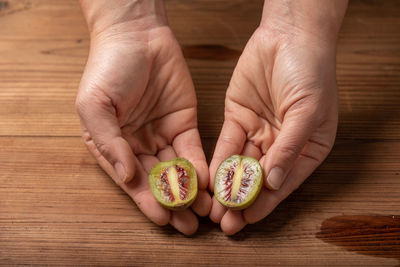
[0,137,399,265]
[1,0,400,265]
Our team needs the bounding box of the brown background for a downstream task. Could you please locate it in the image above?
[1,0,400,265]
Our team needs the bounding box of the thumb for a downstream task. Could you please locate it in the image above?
[264,104,320,190]
[76,90,136,184]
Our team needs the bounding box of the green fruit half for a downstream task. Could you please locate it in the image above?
[214,155,263,210]
[149,158,198,210]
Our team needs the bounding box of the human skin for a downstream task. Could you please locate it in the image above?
[76,0,211,235]
[76,0,349,236]
[209,0,349,235]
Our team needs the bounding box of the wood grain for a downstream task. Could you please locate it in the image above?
[1,0,400,265]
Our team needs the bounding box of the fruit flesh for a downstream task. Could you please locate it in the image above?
[149,158,197,210]
[214,155,263,210]
[230,160,244,200]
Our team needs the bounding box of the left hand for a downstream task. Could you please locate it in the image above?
[76,0,211,235]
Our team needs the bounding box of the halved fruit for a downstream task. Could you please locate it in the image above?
[214,155,263,210]
[149,158,198,210]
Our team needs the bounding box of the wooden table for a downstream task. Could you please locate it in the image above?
[1,0,399,265]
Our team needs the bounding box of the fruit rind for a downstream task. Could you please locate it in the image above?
[214,155,263,210]
[149,158,198,210]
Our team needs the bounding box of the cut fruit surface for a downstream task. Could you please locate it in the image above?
[214,155,263,210]
[149,158,198,210]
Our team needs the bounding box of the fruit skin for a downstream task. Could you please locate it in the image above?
[214,155,263,210]
[149,158,198,210]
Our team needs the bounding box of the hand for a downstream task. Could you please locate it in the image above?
[76,0,211,235]
[209,0,348,235]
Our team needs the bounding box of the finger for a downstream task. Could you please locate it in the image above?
[209,120,246,191]
[120,157,171,226]
[244,155,320,224]
[242,188,277,224]
[137,154,159,174]
[129,187,171,226]
[76,91,136,183]
[209,196,227,223]
[170,209,199,236]
[173,128,209,190]
[191,189,212,217]
[157,145,177,162]
[241,141,262,160]
[263,106,319,190]
[81,129,116,179]
[220,210,247,236]
[85,131,170,226]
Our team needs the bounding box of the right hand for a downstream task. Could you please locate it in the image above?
[76,0,211,235]
[208,0,348,235]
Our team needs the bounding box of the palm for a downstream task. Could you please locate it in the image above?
[209,29,338,234]
[78,27,210,235]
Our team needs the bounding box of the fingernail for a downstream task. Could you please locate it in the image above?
[267,167,285,190]
[114,161,127,183]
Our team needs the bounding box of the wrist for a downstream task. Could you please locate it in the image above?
[80,0,167,37]
[260,0,348,46]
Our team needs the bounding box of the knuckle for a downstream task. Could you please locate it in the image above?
[221,135,235,145]
[75,94,89,115]
[95,141,111,162]
[312,106,328,124]
[279,145,300,162]
[289,95,329,125]
[75,89,114,116]
[81,130,93,144]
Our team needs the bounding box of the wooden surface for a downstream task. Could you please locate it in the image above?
[1,0,400,265]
